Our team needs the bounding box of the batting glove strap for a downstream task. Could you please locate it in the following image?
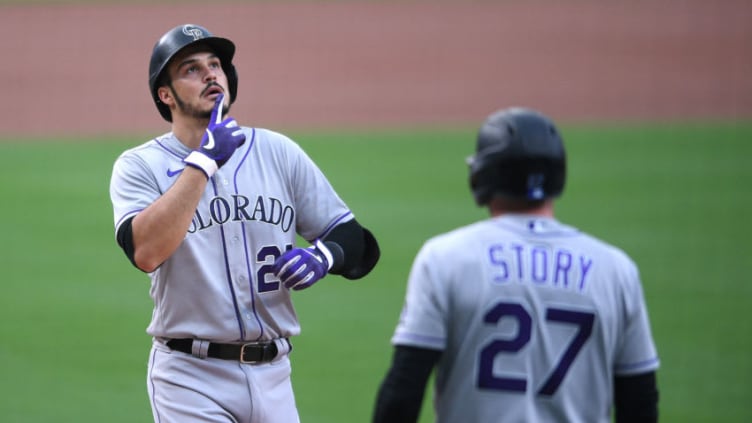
[313,239,334,271]
[184,150,219,179]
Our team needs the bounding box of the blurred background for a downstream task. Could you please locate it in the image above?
[0,0,749,136]
[0,1,750,422]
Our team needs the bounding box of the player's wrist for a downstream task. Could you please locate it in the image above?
[183,150,218,179]
[312,239,334,271]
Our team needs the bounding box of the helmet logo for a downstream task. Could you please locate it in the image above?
[182,25,205,41]
[527,173,545,200]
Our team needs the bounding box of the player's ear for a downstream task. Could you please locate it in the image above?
[157,85,175,108]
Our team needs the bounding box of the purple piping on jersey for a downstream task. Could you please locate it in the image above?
[615,357,660,373]
[232,129,267,341]
[154,135,189,160]
[314,211,353,241]
[115,137,185,231]
[209,175,248,340]
[397,332,445,347]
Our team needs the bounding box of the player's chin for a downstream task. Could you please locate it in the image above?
[198,99,218,118]
[199,108,213,120]
[205,94,229,114]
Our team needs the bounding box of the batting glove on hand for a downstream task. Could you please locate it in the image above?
[183,93,246,179]
[272,240,334,291]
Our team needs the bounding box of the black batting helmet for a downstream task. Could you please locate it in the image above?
[148,24,239,122]
[467,107,566,206]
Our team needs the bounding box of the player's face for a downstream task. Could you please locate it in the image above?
[163,49,230,120]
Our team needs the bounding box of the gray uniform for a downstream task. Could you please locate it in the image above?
[391,215,659,423]
[111,127,355,422]
[111,127,352,343]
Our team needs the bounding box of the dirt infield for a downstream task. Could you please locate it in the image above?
[0,1,750,138]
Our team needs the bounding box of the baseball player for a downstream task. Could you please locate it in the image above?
[372,108,659,423]
[109,24,379,423]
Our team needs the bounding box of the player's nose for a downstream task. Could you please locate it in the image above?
[204,67,218,82]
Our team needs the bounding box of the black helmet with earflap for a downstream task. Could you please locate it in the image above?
[467,107,566,206]
[148,24,238,122]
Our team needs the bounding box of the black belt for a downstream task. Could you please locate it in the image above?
[167,338,286,364]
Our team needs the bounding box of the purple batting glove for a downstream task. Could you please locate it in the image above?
[183,93,246,178]
[272,240,334,291]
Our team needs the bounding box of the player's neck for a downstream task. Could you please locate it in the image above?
[489,198,555,218]
[172,117,211,150]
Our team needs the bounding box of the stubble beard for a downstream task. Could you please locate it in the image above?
[170,86,230,120]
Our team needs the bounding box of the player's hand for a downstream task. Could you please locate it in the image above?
[183,93,246,178]
[272,240,334,291]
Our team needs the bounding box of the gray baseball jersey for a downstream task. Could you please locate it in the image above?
[391,215,659,423]
[110,127,352,343]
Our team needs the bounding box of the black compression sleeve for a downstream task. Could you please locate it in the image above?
[323,219,380,279]
[614,371,659,423]
[372,345,441,423]
[116,216,138,268]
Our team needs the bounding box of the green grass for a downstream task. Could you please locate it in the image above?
[0,121,750,422]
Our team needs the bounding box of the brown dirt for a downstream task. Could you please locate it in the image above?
[0,1,750,138]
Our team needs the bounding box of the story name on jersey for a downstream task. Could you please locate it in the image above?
[487,242,593,292]
[188,194,295,233]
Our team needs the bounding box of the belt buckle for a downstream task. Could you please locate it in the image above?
[240,342,261,364]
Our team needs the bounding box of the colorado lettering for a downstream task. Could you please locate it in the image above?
[487,243,593,292]
[188,194,295,233]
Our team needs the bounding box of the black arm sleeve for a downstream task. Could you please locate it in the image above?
[614,371,659,423]
[372,345,442,423]
[322,218,380,279]
[115,216,139,269]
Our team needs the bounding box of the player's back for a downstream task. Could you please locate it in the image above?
[402,214,658,423]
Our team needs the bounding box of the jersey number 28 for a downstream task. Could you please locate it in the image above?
[477,302,595,396]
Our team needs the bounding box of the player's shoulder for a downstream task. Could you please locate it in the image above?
[116,132,184,160]
[418,220,490,258]
[249,127,294,143]
[114,140,152,162]
[425,216,636,264]
[563,225,641,284]
[573,226,635,264]
[246,126,305,152]
[112,133,189,176]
